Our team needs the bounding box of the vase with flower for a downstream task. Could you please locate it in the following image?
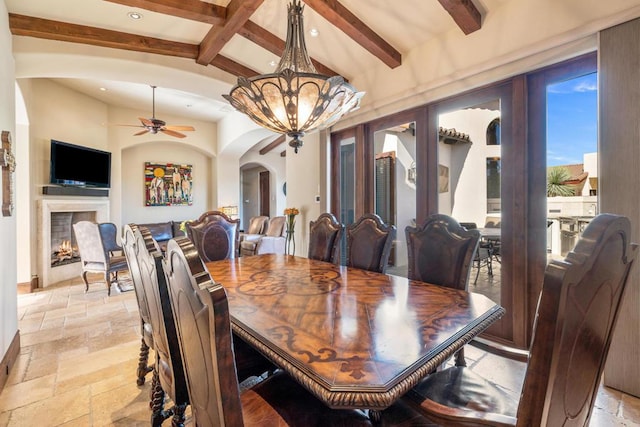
[284,207,299,255]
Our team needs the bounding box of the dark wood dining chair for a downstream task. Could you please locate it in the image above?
[402,213,638,426]
[345,213,396,273]
[127,224,189,426]
[405,214,480,367]
[185,210,239,262]
[308,212,344,263]
[122,224,154,386]
[163,236,429,426]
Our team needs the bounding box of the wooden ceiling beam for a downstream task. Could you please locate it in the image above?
[302,0,401,69]
[196,0,264,65]
[109,0,342,77]
[9,13,197,58]
[437,0,482,35]
[8,14,259,78]
[103,0,226,25]
[259,135,286,155]
[238,20,342,79]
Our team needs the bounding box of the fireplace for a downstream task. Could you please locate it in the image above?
[50,211,96,267]
[38,199,110,288]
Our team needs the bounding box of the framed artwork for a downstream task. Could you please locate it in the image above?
[145,162,193,206]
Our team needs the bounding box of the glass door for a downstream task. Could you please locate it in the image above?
[437,100,502,305]
[430,81,523,347]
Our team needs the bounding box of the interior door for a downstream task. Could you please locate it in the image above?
[259,171,270,217]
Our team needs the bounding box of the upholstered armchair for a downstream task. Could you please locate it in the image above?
[240,216,286,256]
[238,215,269,254]
[73,220,129,295]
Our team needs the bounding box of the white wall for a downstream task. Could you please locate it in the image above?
[438,108,501,225]
[0,0,18,365]
[240,147,287,222]
[285,132,322,256]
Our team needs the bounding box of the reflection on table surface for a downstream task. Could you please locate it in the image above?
[206,254,504,410]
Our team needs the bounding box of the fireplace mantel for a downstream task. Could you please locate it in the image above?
[37,199,110,288]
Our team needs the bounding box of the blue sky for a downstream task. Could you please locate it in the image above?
[546,72,598,167]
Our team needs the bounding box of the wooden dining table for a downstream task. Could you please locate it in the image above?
[206,254,505,412]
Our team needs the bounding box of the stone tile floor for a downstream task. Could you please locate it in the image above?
[2,275,639,426]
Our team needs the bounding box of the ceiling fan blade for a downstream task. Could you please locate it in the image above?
[139,117,154,127]
[164,125,195,131]
[134,129,150,136]
[112,123,144,128]
[161,128,187,138]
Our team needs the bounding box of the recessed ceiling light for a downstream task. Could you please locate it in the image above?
[128,11,143,20]
[99,87,107,91]
[309,28,319,37]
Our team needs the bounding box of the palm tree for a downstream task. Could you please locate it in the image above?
[547,167,575,197]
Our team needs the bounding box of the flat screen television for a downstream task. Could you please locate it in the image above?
[49,140,112,188]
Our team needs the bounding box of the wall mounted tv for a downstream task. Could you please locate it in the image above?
[49,140,112,188]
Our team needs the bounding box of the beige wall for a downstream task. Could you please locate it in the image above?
[121,141,213,226]
[0,0,18,362]
[16,79,219,286]
[285,132,322,256]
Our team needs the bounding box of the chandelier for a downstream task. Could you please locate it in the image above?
[223,0,364,153]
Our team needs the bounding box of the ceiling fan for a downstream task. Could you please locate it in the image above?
[120,85,195,138]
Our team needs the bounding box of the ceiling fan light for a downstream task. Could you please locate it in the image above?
[224,0,363,153]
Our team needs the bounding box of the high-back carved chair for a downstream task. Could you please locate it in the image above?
[405,214,480,366]
[403,214,638,426]
[185,210,239,262]
[240,215,286,256]
[345,213,396,273]
[406,214,480,291]
[122,224,154,386]
[73,220,129,295]
[308,213,344,263]
[163,236,425,426]
[129,224,189,426]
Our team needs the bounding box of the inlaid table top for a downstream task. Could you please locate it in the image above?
[206,254,504,410]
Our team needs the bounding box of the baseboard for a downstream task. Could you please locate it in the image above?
[0,331,21,393]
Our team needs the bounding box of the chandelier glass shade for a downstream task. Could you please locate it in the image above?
[223,0,364,153]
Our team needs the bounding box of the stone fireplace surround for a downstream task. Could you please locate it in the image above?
[38,198,110,288]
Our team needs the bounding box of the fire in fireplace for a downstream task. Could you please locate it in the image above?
[51,240,79,266]
[50,211,95,267]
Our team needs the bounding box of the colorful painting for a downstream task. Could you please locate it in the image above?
[145,162,193,206]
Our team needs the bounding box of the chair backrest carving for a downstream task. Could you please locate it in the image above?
[164,237,244,426]
[246,216,269,235]
[73,221,107,266]
[186,210,239,262]
[346,213,396,273]
[405,214,480,290]
[132,225,189,406]
[308,213,344,263]
[516,214,637,426]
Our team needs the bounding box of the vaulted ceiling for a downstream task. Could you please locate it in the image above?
[7,0,495,153]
